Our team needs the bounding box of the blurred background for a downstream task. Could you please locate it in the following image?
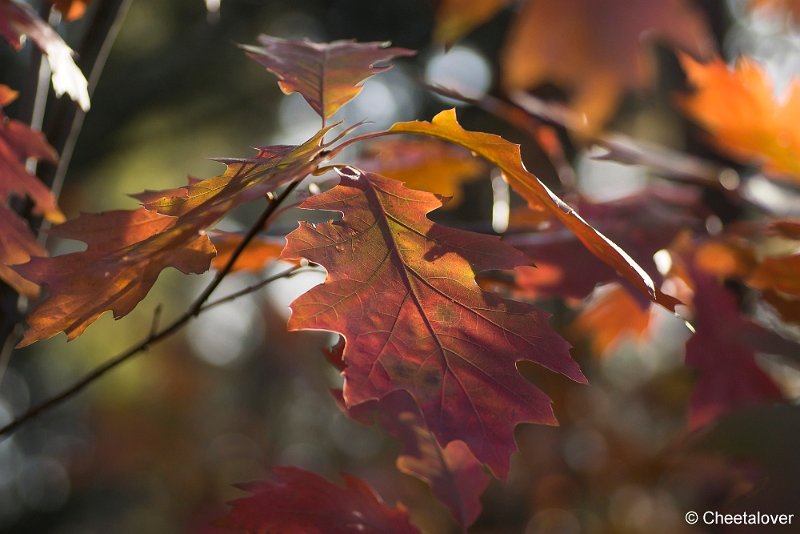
[1,0,800,532]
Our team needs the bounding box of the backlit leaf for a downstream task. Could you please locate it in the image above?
[18,129,332,346]
[218,466,418,534]
[389,109,681,311]
[16,208,215,346]
[282,167,585,476]
[0,0,90,110]
[0,207,44,297]
[570,284,652,356]
[502,0,713,130]
[679,54,800,183]
[341,389,490,527]
[358,138,485,204]
[0,85,60,296]
[685,269,785,430]
[241,35,415,120]
[209,231,284,273]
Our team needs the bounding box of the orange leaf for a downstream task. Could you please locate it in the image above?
[18,128,332,346]
[282,167,585,477]
[209,231,284,273]
[16,209,215,346]
[0,207,44,297]
[358,138,485,204]
[570,284,651,356]
[749,254,800,296]
[0,84,60,296]
[389,109,681,311]
[502,0,713,130]
[679,54,800,183]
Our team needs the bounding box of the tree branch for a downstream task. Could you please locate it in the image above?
[0,181,304,439]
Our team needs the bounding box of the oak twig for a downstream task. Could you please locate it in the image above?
[0,181,304,439]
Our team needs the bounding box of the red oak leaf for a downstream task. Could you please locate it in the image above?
[389,109,681,311]
[241,35,414,120]
[341,389,490,527]
[217,467,418,534]
[0,85,60,221]
[0,207,45,297]
[506,189,700,301]
[282,166,585,477]
[18,129,332,346]
[0,84,60,296]
[16,208,215,346]
[686,269,785,430]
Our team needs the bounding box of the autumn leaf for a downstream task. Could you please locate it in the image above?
[133,137,327,222]
[0,84,60,296]
[570,284,652,356]
[506,190,698,302]
[282,166,585,476]
[0,0,90,110]
[16,208,215,346]
[685,268,785,430]
[748,255,800,297]
[0,85,61,221]
[358,138,485,204]
[389,109,681,311]
[217,466,419,534]
[241,35,415,120]
[501,0,713,130]
[340,389,490,527]
[0,207,45,297]
[433,0,508,45]
[679,54,800,183]
[18,129,332,346]
[209,231,284,273]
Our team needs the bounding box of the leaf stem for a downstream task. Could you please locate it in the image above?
[0,181,304,439]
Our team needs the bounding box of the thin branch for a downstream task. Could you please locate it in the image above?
[0,181,304,439]
[199,264,322,314]
[0,0,133,379]
[40,0,133,204]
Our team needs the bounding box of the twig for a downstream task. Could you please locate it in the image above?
[199,264,321,314]
[40,0,133,204]
[0,0,133,381]
[0,181,304,439]
[149,304,163,337]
